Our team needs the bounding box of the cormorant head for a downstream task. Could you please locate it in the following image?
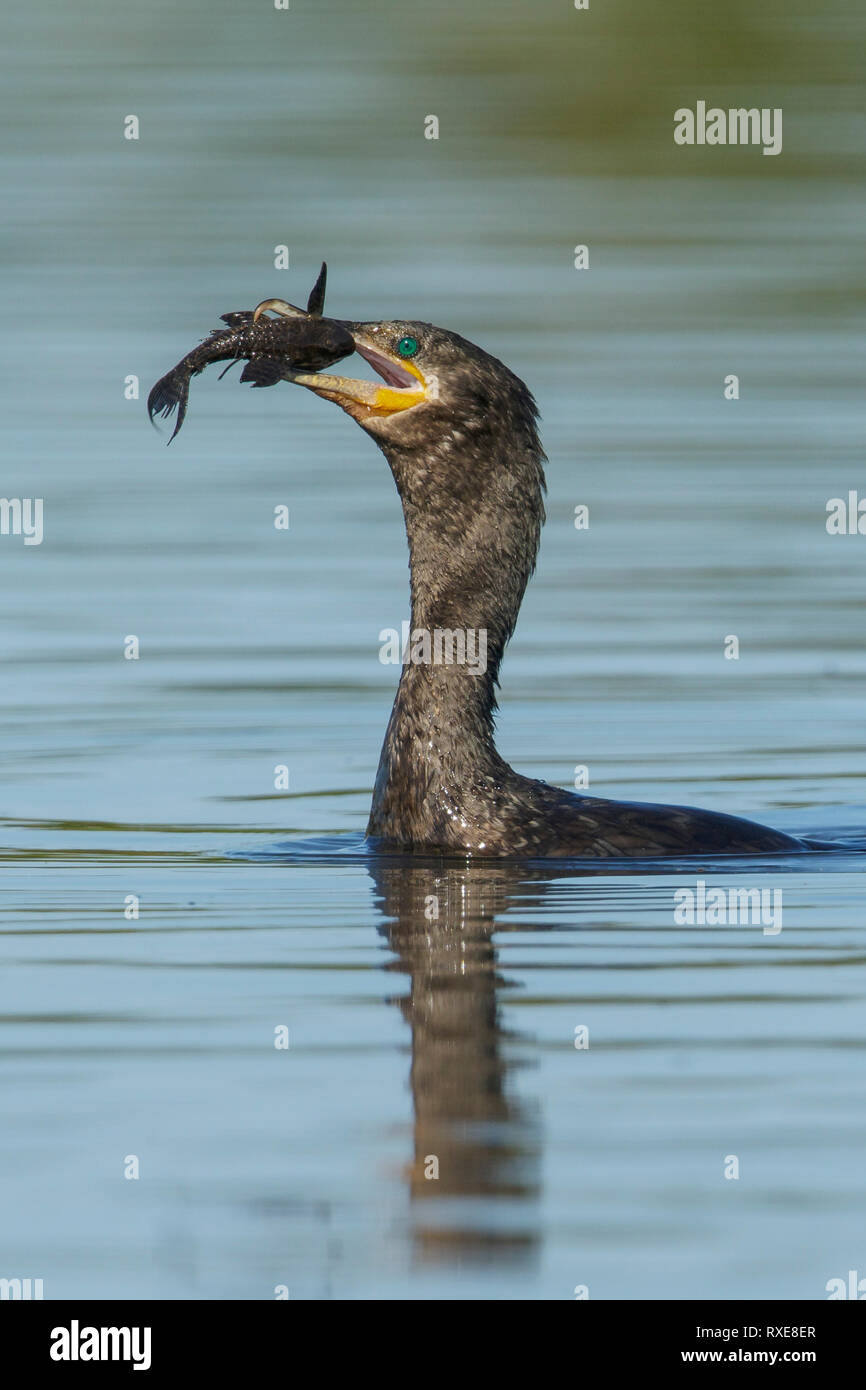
[252,303,547,646]
[278,319,439,440]
[251,304,541,459]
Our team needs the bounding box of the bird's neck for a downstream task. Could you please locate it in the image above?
[367,429,545,845]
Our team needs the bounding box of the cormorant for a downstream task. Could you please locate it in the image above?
[247,292,802,859]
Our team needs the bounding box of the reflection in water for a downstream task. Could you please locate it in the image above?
[368,859,540,1260]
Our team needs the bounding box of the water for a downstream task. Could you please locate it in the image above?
[1,0,865,1299]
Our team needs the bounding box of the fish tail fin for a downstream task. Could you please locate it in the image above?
[147,369,190,442]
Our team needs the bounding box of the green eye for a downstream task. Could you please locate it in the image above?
[397,335,419,359]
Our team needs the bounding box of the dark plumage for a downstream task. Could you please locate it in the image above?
[275,294,803,858]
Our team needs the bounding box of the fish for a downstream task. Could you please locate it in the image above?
[147,263,354,441]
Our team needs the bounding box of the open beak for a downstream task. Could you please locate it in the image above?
[251,302,429,419]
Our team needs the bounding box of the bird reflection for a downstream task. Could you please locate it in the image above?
[366,857,541,1261]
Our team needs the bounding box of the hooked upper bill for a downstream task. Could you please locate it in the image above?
[252,300,430,418]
